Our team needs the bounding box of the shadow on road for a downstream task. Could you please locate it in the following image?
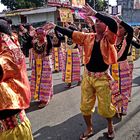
[53,82,80,95]
[132,77,140,87]
[33,108,121,140]
[96,105,140,140]
[97,132,110,140]
[115,105,140,132]
[26,83,80,113]
[25,101,40,113]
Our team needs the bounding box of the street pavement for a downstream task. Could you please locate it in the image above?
[25,58,140,140]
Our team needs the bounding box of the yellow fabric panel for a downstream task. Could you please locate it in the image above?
[65,49,72,83]
[34,58,42,100]
[54,48,59,71]
[0,118,33,140]
[132,47,136,60]
[111,63,119,82]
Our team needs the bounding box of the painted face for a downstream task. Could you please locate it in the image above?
[95,18,107,33]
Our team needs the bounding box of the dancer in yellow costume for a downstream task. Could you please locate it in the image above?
[46,3,118,139]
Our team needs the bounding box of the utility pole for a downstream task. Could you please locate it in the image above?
[93,0,96,8]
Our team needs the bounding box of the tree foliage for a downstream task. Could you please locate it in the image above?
[1,0,108,11]
[86,0,108,11]
[1,0,45,10]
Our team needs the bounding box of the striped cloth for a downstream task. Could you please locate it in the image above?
[30,54,53,103]
[62,48,81,83]
[127,55,134,99]
[111,60,131,114]
[29,48,33,68]
[52,47,63,71]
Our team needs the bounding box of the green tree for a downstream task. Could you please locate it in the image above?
[1,0,45,10]
[86,0,108,11]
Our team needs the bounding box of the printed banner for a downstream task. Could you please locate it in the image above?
[47,0,71,7]
[134,0,140,9]
[58,8,73,23]
[72,0,85,8]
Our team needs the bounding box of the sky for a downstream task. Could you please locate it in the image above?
[0,2,7,12]
[0,0,117,12]
[109,0,117,6]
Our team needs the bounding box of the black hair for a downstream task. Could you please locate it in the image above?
[0,17,12,24]
[0,19,12,35]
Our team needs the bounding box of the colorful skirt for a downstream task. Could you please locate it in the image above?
[29,48,33,68]
[30,55,53,103]
[127,55,134,99]
[62,48,81,83]
[52,47,63,71]
[111,60,131,114]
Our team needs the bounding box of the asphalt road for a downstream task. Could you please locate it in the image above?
[25,58,140,140]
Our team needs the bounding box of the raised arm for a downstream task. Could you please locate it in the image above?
[54,28,65,41]
[82,3,117,34]
[131,40,140,49]
[120,21,133,45]
[55,26,73,38]
[46,35,53,55]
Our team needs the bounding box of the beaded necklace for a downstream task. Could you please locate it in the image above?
[116,38,127,59]
[116,40,123,52]
[34,42,46,54]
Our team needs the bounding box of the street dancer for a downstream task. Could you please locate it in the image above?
[111,16,133,117]
[30,27,53,108]
[46,3,118,139]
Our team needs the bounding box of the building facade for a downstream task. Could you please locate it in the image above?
[0,7,57,26]
[117,0,140,25]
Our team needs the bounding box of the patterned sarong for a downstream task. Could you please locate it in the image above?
[62,48,81,83]
[30,54,53,103]
[111,60,131,114]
